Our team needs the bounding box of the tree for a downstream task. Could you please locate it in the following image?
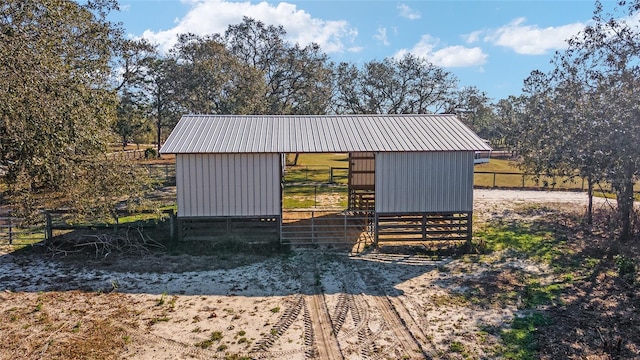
[114,90,152,148]
[446,86,495,139]
[519,0,640,236]
[111,38,157,149]
[493,95,526,152]
[223,17,333,115]
[168,33,266,115]
[0,0,150,219]
[332,54,458,114]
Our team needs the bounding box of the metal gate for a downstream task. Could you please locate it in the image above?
[280,210,375,246]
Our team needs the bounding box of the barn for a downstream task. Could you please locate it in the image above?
[160,114,491,244]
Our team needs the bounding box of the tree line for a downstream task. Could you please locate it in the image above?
[114,17,510,154]
[0,0,638,240]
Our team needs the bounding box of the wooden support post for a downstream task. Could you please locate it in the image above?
[374,212,379,247]
[311,211,315,244]
[45,213,53,242]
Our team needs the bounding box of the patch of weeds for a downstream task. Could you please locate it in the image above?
[148,316,171,325]
[476,224,561,263]
[123,335,132,344]
[217,344,228,352]
[519,281,564,309]
[450,341,465,353]
[72,322,82,333]
[270,306,280,313]
[237,337,248,344]
[270,329,278,336]
[431,293,469,307]
[498,312,550,360]
[614,255,636,284]
[167,296,177,310]
[156,292,167,306]
[237,330,246,337]
[192,326,202,333]
[195,331,224,349]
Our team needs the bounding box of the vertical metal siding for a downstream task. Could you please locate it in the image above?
[176,154,280,217]
[375,152,474,213]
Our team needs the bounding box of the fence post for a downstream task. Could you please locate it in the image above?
[45,212,53,241]
[311,211,315,244]
[493,173,497,188]
[522,174,526,188]
[169,210,176,241]
[8,215,12,245]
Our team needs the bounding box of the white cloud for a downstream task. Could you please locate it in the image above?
[395,34,488,68]
[483,17,585,55]
[141,0,358,54]
[397,3,421,20]
[374,27,390,46]
[463,30,482,44]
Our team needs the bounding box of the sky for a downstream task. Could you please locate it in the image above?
[109,0,614,102]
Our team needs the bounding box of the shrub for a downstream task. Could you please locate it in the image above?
[144,147,157,159]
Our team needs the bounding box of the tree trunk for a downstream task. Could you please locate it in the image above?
[616,162,635,242]
[156,93,162,157]
[587,175,593,225]
[292,153,300,166]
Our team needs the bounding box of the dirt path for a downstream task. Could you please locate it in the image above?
[0,189,636,359]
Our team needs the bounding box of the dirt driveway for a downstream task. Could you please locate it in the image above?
[0,190,636,359]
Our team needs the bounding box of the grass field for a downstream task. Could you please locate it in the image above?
[286,153,639,196]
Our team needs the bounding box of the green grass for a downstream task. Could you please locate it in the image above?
[282,185,348,209]
[476,224,562,264]
[286,153,349,167]
[498,313,551,360]
[475,159,640,194]
[283,153,349,184]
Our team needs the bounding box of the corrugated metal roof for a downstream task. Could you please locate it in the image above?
[160,114,492,154]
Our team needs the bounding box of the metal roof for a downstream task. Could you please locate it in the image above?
[160,114,492,154]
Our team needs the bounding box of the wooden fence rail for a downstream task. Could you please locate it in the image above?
[0,217,46,245]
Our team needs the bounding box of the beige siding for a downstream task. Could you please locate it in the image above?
[375,152,474,213]
[176,154,280,217]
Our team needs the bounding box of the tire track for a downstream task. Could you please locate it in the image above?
[351,261,431,360]
[297,253,344,360]
[251,295,305,352]
[326,261,385,359]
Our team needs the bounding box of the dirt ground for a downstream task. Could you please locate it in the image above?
[0,190,638,359]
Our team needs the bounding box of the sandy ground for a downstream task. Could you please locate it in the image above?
[0,190,628,359]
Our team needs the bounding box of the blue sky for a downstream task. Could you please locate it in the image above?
[110,0,611,101]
